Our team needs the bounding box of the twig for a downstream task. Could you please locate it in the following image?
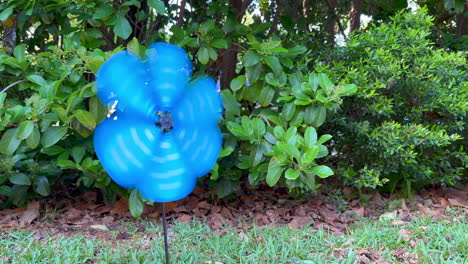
[1,79,27,93]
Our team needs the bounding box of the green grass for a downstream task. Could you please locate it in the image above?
[0,211,466,264]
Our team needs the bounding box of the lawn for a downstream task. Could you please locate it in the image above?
[1,208,466,264]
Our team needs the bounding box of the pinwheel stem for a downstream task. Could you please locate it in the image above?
[162,203,170,264]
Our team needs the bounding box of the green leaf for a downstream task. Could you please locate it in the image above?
[129,189,144,218]
[26,127,40,149]
[0,93,6,108]
[221,90,240,119]
[273,126,285,139]
[266,157,286,186]
[89,96,107,124]
[14,45,26,63]
[341,84,357,96]
[230,75,246,91]
[0,7,13,21]
[71,146,86,164]
[9,185,29,207]
[301,145,319,166]
[114,15,132,39]
[252,118,266,141]
[242,50,260,67]
[0,186,11,196]
[57,159,76,169]
[93,5,114,19]
[318,73,334,91]
[264,56,282,76]
[219,146,234,158]
[127,37,144,58]
[9,173,31,185]
[285,127,297,140]
[41,126,67,148]
[73,109,96,129]
[285,168,300,180]
[310,165,334,178]
[281,102,296,121]
[53,106,69,124]
[249,144,264,167]
[17,120,34,140]
[303,173,316,190]
[277,142,301,160]
[317,134,333,145]
[210,39,228,49]
[0,128,21,155]
[304,105,327,127]
[148,0,166,15]
[198,46,209,64]
[304,127,317,147]
[33,176,50,196]
[259,86,275,106]
[27,75,47,87]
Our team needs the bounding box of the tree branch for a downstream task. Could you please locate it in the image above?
[1,79,28,94]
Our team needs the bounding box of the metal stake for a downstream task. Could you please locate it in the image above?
[162,202,170,264]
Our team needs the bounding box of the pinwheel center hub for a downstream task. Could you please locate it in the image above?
[156,112,173,133]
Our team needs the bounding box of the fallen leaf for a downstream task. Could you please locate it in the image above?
[178,214,192,223]
[398,229,412,240]
[110,199,129,215]
[436,197,450,208]
[289,216,313,228]
[448,198,467,208]
[204,261,224,264]
[238,231,249,242]
[101,216,114,224]
[379,211,397,221]
[352,207,365,218]
[90,224,109,231]
[392,220,406,226]
[19,201,40,227]
[400,199,409,211]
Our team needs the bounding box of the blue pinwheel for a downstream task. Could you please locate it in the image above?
[93,42,223,202]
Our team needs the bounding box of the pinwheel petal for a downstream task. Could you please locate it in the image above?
[172,124,222,178]
[138,135,194,202]
[146,42,193,109]
[96,51,157,118]
[172,76,223,126]
[94,112,162,188]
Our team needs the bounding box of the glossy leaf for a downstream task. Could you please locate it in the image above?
[266,157,285,186]
[129,189,144,218]
[0,128,21,155]
[41,126,67,148]
[17,120,34,140]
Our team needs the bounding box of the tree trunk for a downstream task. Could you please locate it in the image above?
[220,0,252,90]
[350,0,362,33]
[456,3,467,38]
[325,0,337,46]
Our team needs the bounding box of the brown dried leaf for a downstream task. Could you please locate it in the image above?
[110,199,129,215]
[178,214,192,223]
[392,220,406,226]
[19,201,40,227]
[448,198,468,208]
[352,207,365,218]
[398,229,412,240]
[197,201,212,210]
[289,216,313,228]
[436,197,451,208]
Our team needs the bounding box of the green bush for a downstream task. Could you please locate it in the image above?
[0,0,357,210]
[321,9,467,194]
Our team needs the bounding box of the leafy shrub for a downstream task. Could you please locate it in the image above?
[0,0,357,210]
[321,9,467,194]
